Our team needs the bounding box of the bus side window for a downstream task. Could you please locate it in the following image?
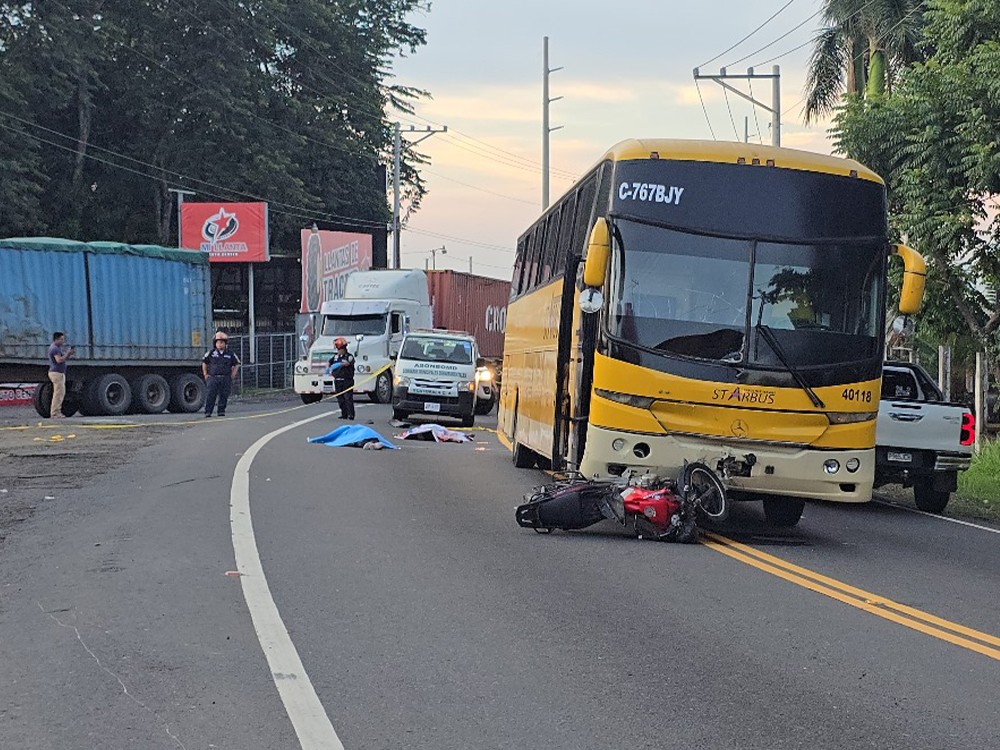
[512,236,527,297]
[572,174,599,265]
[526,225,543,290]
[541,210,560,284]
[555,193,576,273]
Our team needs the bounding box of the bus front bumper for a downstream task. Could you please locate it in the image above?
[580,425,873,503]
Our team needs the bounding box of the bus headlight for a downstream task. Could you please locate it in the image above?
[823,459,841,474]
[826,411,877,424]
[294,363,309,375]
[612,438,627,452]
[595,388,654,409]
[845,458,860,473]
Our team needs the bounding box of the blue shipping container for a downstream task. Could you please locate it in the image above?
[0,238,212,364]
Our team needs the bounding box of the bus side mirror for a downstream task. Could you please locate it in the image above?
[892,243,926,315]
[583,218,610,288]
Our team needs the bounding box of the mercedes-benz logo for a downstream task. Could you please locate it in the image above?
[731,419,748,438]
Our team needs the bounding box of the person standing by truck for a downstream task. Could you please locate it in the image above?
[47,331,74,418]
[202,332,240,417]
[327,337,356,420]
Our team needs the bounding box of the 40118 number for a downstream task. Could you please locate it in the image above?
[842,388,873,403]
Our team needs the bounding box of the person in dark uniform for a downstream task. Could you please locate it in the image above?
[202,331,241,417]
[327,336,356,420]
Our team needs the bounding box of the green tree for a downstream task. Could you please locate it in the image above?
[804,0,926,123]
[0,0,429,249]
[833,0,1000,351]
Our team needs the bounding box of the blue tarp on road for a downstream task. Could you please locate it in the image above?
[307,425,399,450]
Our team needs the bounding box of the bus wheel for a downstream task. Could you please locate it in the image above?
[512,441,534,468]
[762,497,805,528]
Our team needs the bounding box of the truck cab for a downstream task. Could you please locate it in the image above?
[391,330,482,427]
[294,270,432,404]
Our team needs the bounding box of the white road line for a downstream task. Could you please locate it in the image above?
[873,499,1000,535]
[230,409,346,750]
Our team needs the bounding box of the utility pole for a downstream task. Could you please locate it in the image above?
[392,123,447,269]
[693,65,781,146]
[542,36,563,209]
[167,188,197,247]
[429,245,446,270]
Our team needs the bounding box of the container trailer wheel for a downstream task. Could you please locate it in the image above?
[130,374,170,414]
[90,373,132,416]
[32,381,79,418]
[167,373,205,413]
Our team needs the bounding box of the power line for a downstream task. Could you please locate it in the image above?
[748,80,764,144]
[0,119,375,230]
[727,9,822,68]
[420,169,538,206]
[698,0,799,68]
[723,88,741,141]
[0,109,387,229]
[407,226,515,253]
[695,79,718,140]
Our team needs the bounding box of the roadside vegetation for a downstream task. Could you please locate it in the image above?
[953,440,1000,522]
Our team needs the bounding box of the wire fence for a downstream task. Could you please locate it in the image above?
[229,332,301,391]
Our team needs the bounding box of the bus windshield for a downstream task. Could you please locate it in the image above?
[322,314,386,337]
[608,219,882,367]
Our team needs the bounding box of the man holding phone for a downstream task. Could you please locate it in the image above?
[47,331,74,418]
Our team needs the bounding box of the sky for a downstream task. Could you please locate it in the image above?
[389,0,837,280]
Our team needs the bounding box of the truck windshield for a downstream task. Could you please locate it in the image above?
[322,314,386,337]
[608,219,882,366]
[400,336,474,364]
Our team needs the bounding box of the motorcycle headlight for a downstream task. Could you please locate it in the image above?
[394,376,410,387]
[476,367,492,382]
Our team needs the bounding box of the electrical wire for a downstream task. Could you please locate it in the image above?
[0,109,387,229]
[748,80,764,144]
[723,88,741,141]
[695,79,718,140]
[698,0,799,68]
[727,9,823,68]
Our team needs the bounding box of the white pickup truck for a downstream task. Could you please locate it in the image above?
[875,362,976,512]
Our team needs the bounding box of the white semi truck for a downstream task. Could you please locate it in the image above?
[294,269,432,404]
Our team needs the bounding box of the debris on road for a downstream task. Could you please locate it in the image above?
[394,424,473,443]
[308,425,399,450]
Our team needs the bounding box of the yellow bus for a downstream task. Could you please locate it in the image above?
[498,139,925,527]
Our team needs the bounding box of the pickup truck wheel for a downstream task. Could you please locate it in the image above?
[392,409,408,421]
[762,497,805,528]
[300,393,323,404]
[913,482,951,513]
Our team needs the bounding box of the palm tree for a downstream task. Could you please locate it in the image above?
[804,0,925,123]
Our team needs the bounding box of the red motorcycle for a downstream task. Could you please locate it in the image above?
[515,462,728,543]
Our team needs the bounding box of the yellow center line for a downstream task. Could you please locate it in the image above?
[702,531,1000,661]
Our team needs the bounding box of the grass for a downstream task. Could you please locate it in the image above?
[953,439,1000,523]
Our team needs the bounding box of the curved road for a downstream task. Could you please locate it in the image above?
[1,401,998,749]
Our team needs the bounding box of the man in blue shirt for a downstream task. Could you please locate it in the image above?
[201,331,240,417]
[47,331,74,418]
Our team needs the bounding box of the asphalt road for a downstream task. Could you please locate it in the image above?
[1,400,998,749]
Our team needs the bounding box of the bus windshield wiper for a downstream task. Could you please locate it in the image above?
[755,323,826,408]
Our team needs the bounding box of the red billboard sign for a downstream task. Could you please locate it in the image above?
[300,230,373,313]
[181,202,269,262]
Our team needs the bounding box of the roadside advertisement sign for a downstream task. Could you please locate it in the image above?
[0,383,36,407]
[181,202,270,262]
[300,230,373,313]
